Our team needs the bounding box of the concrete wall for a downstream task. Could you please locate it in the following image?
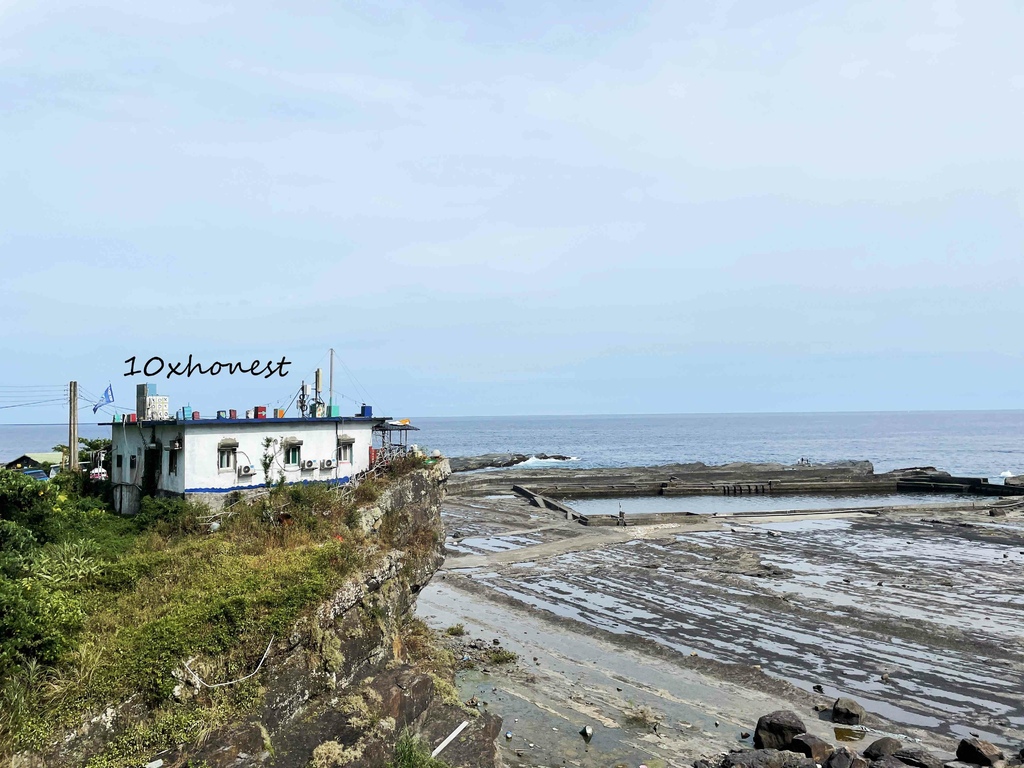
[178,420,374,493]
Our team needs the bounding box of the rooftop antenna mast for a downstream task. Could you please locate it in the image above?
[329,348,334,412]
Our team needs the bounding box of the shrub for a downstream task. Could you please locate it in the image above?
[386,455,425,478]
[444,624,466,637]
[0,469,54,539]
[132,497,203,537]
[353,479,380,505]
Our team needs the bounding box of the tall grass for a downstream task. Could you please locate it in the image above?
[0,467,423,761]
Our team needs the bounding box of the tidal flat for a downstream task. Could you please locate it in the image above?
[418,490,1024,767]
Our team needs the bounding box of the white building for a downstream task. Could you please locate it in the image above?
[106,401,389,514]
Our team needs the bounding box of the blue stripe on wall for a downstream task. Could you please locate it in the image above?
[185,476,351,493]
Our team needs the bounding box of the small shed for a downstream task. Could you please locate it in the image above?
[4,452,64,471]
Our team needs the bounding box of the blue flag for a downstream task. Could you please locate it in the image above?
[93,384,114,413]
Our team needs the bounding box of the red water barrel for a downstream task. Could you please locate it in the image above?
[229,409,237,419]
[192,411,200,420]
[255,405,267,419]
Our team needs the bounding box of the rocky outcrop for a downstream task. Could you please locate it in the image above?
[449,453,574,472]
[753,710,807,750]
[956,737,1004,766]
[450,453,529,472]
[21,460,498,768]
[832,697,866,725]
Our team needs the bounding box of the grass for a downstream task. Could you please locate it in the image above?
[485,649,517,665]
[0,468,426,765]
[387,729,450,768]
[444,624,466,637]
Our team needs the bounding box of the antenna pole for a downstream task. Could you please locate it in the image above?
[329,348,334,410]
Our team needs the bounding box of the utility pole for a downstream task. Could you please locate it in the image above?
[68,380,79,471]
[329,348,334,411]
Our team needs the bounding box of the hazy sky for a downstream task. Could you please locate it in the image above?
[1,0,1022,422]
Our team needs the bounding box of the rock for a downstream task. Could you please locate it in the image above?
[989,508,1008,517]
[813,685,825,694]
[832,698,867,725]
[792,733,835,763]
[449,453,529,472]
[956,738,1004,766]
[872,757,909,768]
[824,747,870,768]
[722,749,817,768]
[579,725,594,742]
[754,710,808,750]
[864,738,903,760]
[893,747,943,768]
[534,453,572,461]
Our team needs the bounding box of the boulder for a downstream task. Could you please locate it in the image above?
[893,747,943,768]
[864,738,903,760]
[792,734,835,763]
[824,746,870,768]
[833,697,867,725]
[956,738,1004,766]
[872,758,909,768]
[754,711,808,750]
[722,749,817,768]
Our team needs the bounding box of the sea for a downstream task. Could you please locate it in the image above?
[4,411,1022,482]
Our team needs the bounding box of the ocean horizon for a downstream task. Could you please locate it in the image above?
[3,409,1022,480]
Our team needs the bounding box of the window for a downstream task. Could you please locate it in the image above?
[218,448,236,471]
[129,455,137,470]
[116,454,123,468]
[286,445,301,465]
[340,443,353,463]
[169,450,178,475]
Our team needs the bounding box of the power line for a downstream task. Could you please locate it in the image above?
[0,398,67,410]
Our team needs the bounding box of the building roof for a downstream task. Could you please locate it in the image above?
[101,416,388,428]
[4,452,63,469]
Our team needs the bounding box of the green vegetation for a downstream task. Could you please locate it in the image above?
[51,437,113,469]
[486,648,517,664]
[0,467,417,764]
[444,623,466,637]
[386,729,451,768]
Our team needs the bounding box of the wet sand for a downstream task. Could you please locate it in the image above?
[417,492,1024,766]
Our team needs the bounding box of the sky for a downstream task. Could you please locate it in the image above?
[1,0,1022,422]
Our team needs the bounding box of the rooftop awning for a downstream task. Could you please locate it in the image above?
[218,439,239,449]
[337,434,356,445]
[283,436,303,446]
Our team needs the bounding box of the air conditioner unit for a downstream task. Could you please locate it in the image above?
[301,458,317,470]
[321,458,336,470]
[238,464,256,477]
